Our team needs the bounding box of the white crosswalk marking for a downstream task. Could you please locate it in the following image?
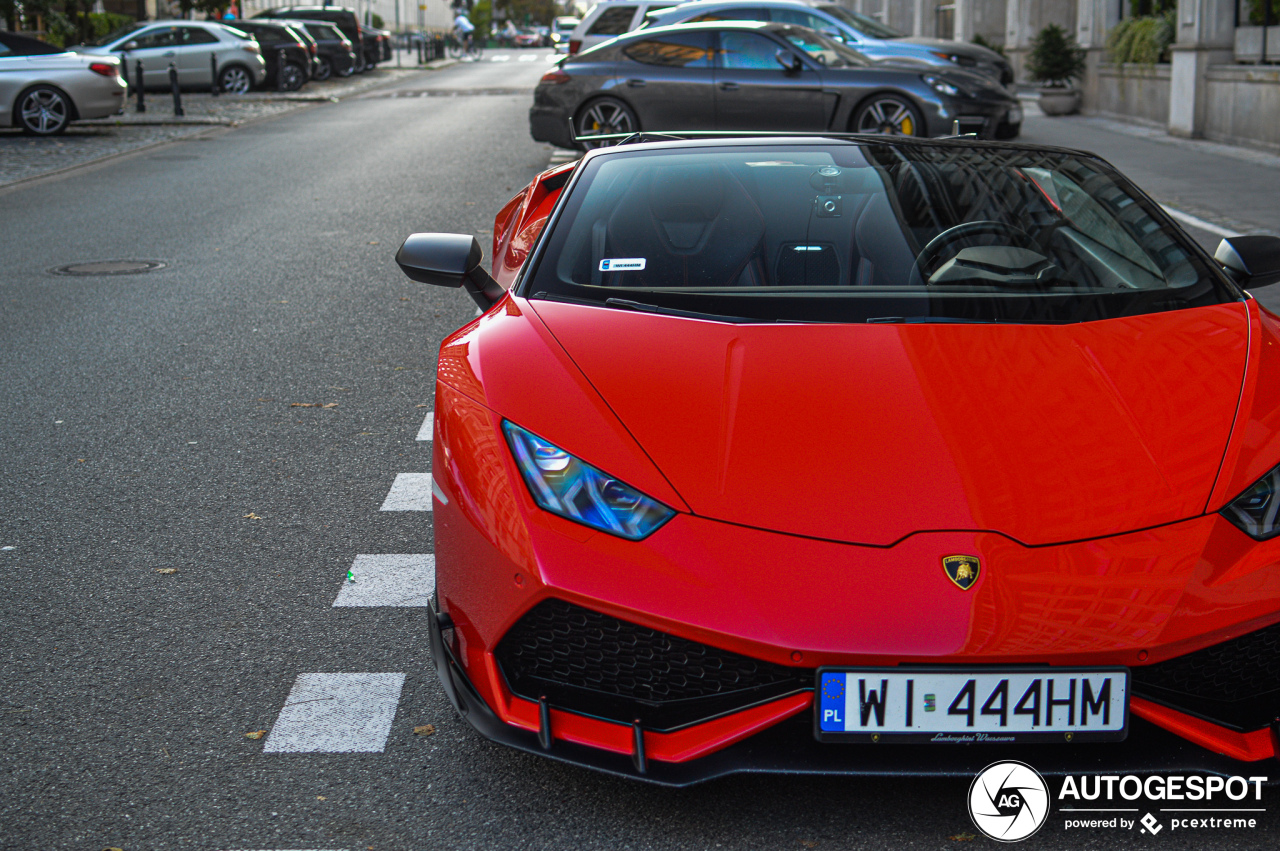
[546,54,561,62]
[519,54,537,61]
[416,413,433,441]
[490,54,511,61]
[335,555,434,607]
[263,673,405,753]
[380,473,434,511]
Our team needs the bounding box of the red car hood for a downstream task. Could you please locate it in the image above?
[531,300,1250,546]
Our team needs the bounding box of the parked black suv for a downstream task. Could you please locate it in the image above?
[256,6,366,72]
[227,20,312,90]
[265,19,356,80]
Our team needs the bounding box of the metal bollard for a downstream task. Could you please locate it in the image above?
[417,38,424,64]
[120,51,130,95]
[277,48,287,92]
[135,60,145,112]
[211,53,219,96]
[168,62,184,117]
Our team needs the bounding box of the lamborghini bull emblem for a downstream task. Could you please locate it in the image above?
[942,555,981,590]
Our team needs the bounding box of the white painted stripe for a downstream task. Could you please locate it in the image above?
[263,673,405,753]
[490,54,511,61]
[380,473,433,511]
[334,554,435,607]
[519,54,537,61]
[546,54,561,62]
[1161,205,1237,239]
[416,413,434,441]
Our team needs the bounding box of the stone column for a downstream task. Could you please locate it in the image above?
[1168,0,1236,136]
[1076,0,1117,110]
[913,0,933,37]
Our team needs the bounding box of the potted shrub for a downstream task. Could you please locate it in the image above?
[1027,23,1087,115]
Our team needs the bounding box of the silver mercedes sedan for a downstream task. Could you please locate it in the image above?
[1,32,128,136]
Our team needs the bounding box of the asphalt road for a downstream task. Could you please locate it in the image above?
[2,54,1279,850]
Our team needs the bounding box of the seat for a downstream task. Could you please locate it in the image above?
[601,164,767,288]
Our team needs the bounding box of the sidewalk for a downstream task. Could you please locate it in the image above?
[1017,101,1280,242]
[0,62,449,190]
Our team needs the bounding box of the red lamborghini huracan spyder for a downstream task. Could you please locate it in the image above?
[395,134,1280,785]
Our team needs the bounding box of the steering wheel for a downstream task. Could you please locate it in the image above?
[910,220,1040,285]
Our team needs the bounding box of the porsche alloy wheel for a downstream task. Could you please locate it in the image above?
[218,65,251,95]
[575,98,637,150]
[18,86,70,136]
[853,96,922,136]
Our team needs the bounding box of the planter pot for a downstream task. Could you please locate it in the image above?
[1038,87,1081,116]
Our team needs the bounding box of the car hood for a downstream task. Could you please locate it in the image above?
[531,300,1249,547]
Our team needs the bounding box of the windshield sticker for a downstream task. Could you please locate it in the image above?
[600,258,646,272]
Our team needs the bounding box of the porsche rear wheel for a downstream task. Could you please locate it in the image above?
[852,95,923,137]
[575,97,637,150]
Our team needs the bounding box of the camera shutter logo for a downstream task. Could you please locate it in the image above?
[968,761,1050,842]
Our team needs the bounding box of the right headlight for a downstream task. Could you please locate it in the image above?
[503,421,674,540]
[1222,461,1280,539]
[922,74,960,97]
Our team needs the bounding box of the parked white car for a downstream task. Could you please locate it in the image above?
[74,20,267,94]
[1,31,127,135]
[565,0,683,55]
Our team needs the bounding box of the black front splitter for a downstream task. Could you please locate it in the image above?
[427,599,1276,787]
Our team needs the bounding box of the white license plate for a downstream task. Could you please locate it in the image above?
[816,668,1128,743]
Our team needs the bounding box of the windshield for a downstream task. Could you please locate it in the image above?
[817,5,905,39]
[781,27,868,67]
[87,22,146,46]
[522,143,1233,324]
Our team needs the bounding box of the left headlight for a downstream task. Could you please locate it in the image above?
[1222,462,1280,539]
[503,421,675,540]
[922,74,960,97]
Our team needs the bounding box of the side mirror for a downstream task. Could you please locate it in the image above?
[396,232,505,309]
[774,49,802,73]
[122,40,138,51]
[1215,235,1280,289]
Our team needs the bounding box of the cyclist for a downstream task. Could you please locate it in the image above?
[453,9,476,53]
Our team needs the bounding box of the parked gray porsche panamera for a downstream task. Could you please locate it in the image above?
[530,21,1021,151]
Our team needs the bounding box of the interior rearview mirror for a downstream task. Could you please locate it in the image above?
[775,49,802,73]
[396,232,505,309]
[1215,235,1280,290]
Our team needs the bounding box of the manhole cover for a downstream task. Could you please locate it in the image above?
[49,260,168,276]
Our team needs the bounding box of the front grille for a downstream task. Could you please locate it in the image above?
[495,599,810,731]
[1132,619,1280,731]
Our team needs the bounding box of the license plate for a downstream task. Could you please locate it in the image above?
[1007,105,1024,124]
[815,668,1128,743]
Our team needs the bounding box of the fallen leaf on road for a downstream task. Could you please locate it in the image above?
[155,568,178,575]
[400,297,409,301]
[949,833,976,842]
[245,730,266,740]
[368,240,380,245]
[316,795,327,801]
[290,402,318,408]
[257,398,274,402]
[799,842,818,848]
[413,724,436,736]
[243,513,262,520]
[77,458,85,463]
[103,847,124,851]
[415,404,430,408]
[322,403,338,409]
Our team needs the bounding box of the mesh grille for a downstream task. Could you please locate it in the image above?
[495,599,807,730]
[1132,619,1280,730]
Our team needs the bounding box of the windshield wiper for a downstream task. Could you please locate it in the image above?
[604,298,765,324]
[866,316,1000,323]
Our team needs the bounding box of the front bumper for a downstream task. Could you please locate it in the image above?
[428,597,1277,786]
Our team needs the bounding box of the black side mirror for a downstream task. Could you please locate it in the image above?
[775,49,802,73]
[1215,236,1280,290]
[396,232,505,310]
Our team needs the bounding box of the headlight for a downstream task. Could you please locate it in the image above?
[503,422,674,540]
[1223,462,1280,539]
[922,74,959,97]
